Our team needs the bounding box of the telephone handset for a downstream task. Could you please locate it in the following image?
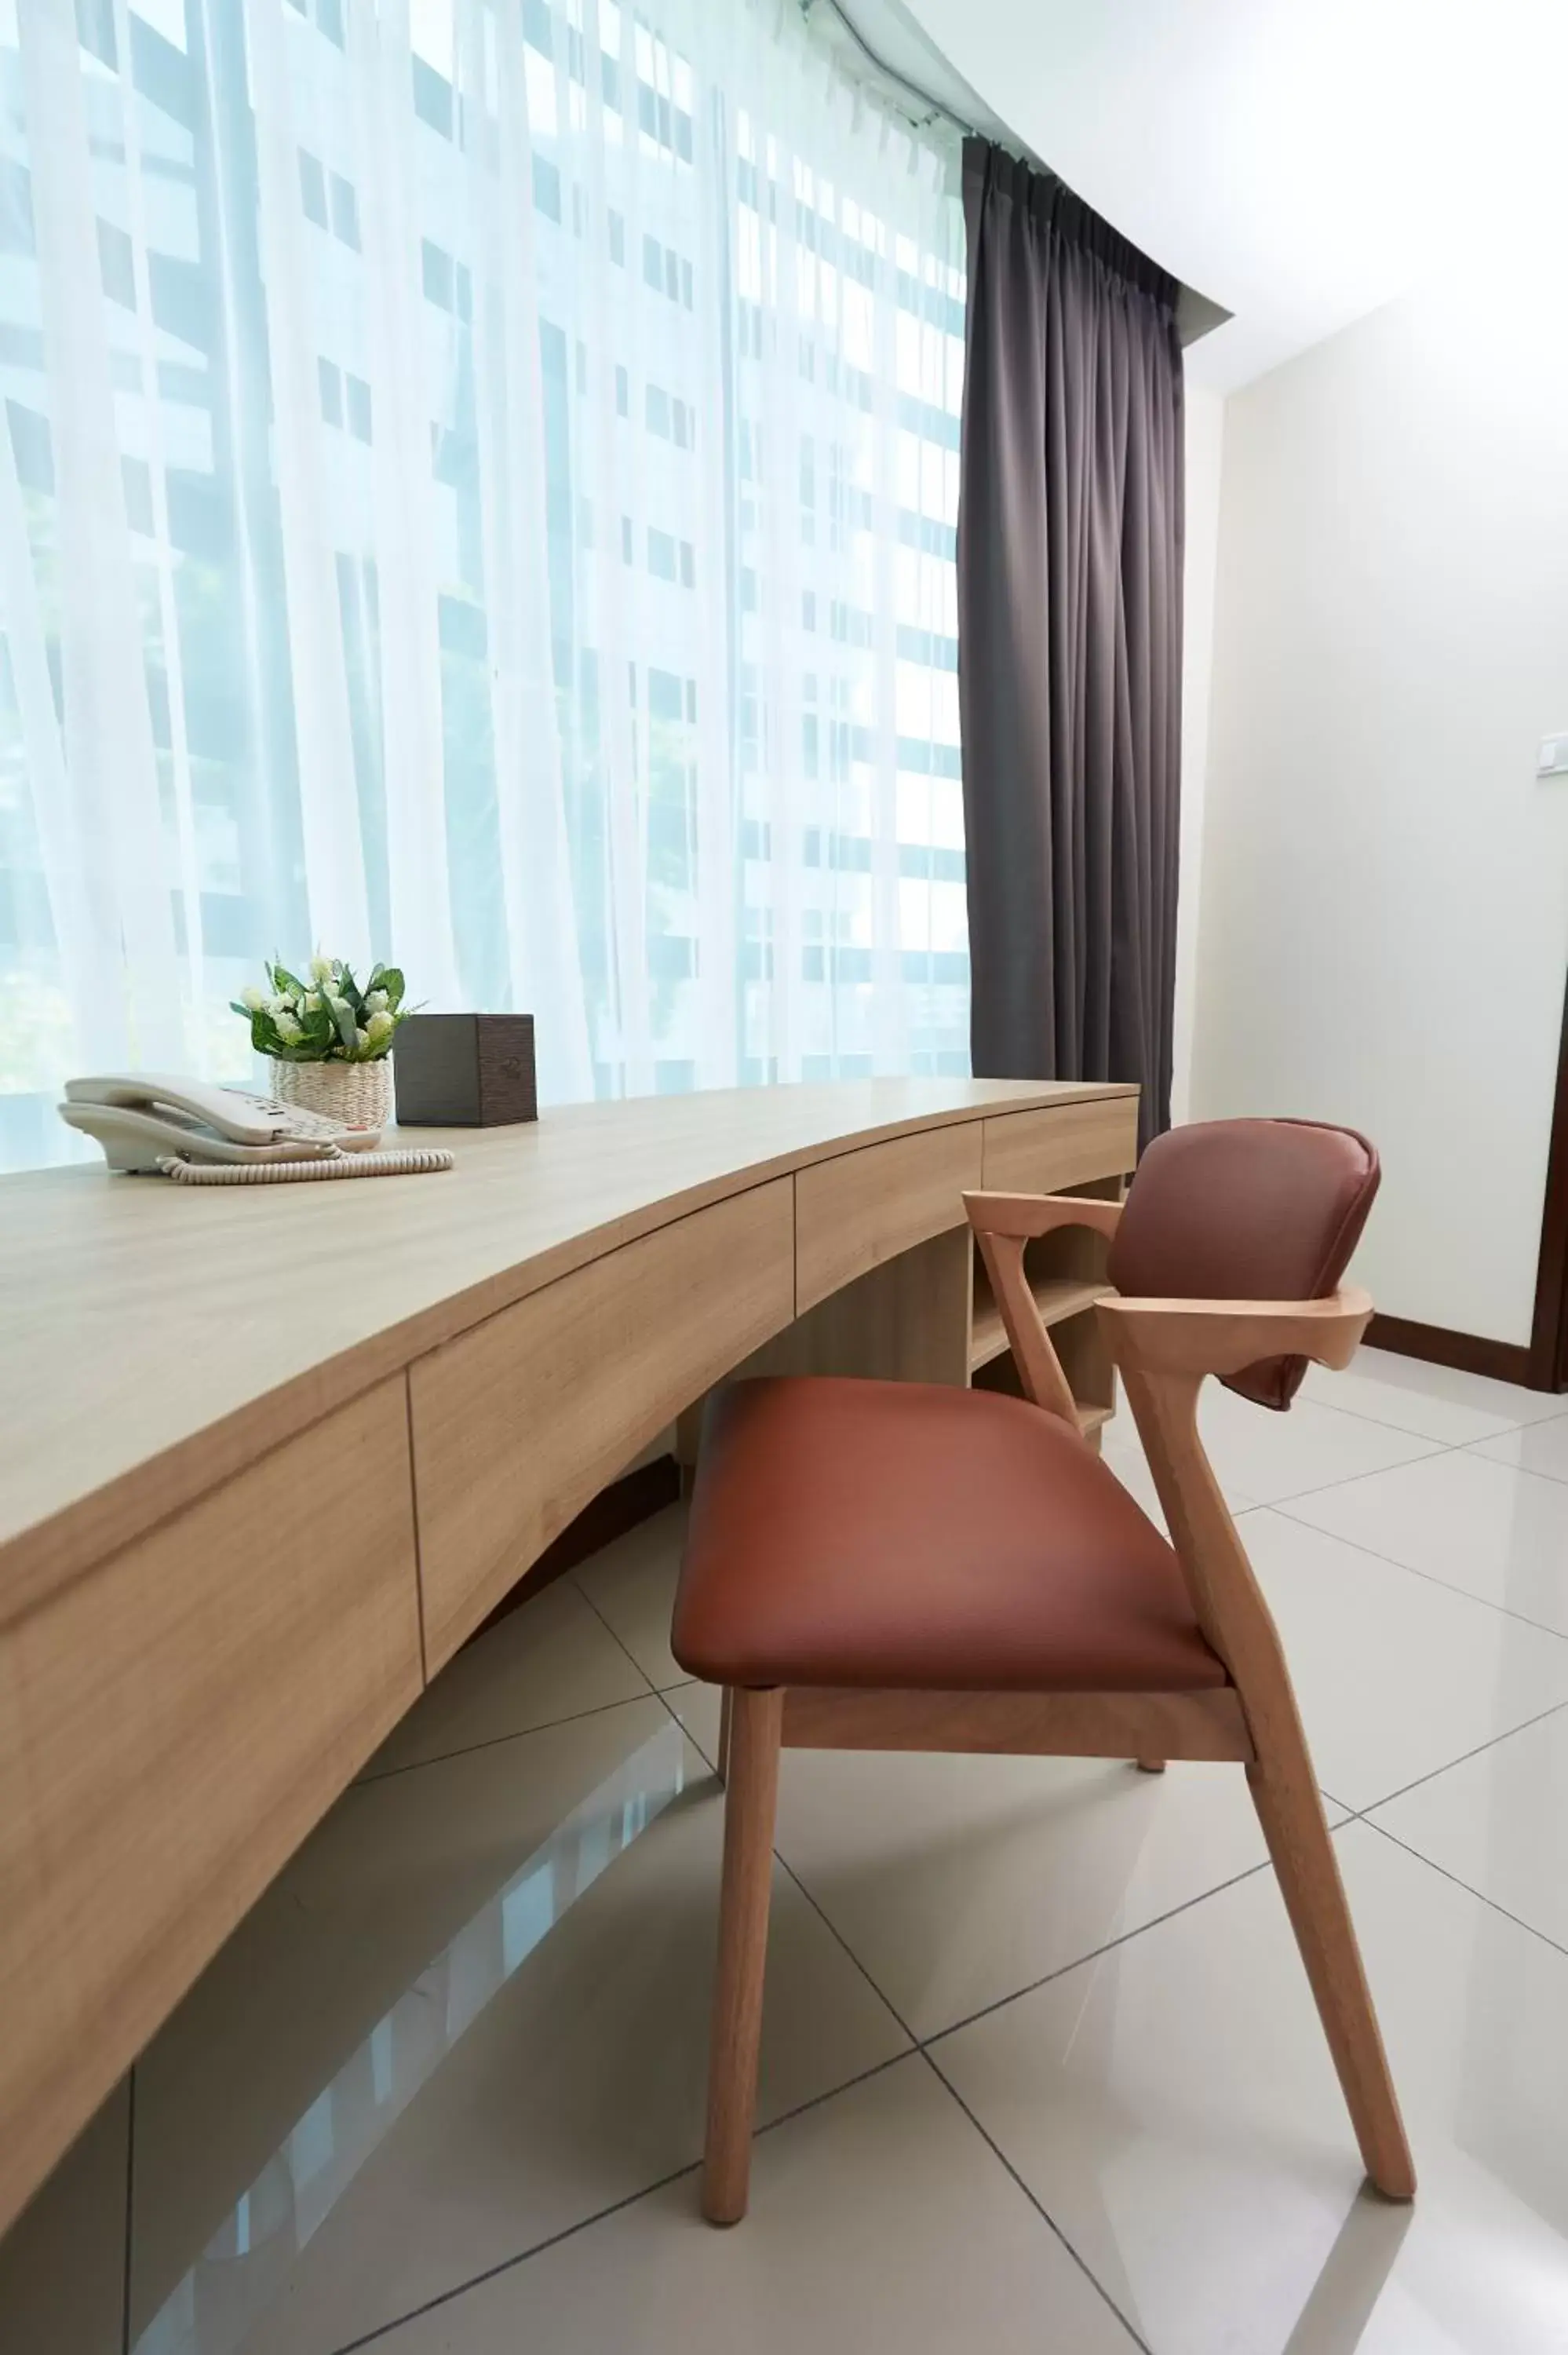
[60,1075,381,1172]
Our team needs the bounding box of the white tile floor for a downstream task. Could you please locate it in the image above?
[6,1347,1568,2353]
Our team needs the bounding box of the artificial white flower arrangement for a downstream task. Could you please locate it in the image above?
[232,955,409,1064]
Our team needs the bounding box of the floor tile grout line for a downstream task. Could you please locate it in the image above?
[570,1577,678,1705]
[1208,1434,1457,1513]
[916,2046,1154,2355]
[1353,1810,1568,1970]
[1106,1443,1408,1518]
[1340,1695,1568,1820]
[1117,1371,1566,1523]
[772,1849,923,2043]
[1300,1362,1568,1448]
[120,2063,136,2355]
[1242,1412,1568,1520]
[330,2052,919,2355]
[917,1853,1276,2054]
[654,1681,724,1778]
[753,2046,921,2138]
[357,1684,671,1784]
[1310,1429,1568,1500]
[1264,1499,1568,1648]
[1472,1453,1568,1493]
[326,2157,701,2354]
[1469,1451,1568,1488]
[1107,1378,1475,1513]
[1296,1392,1546,1448]
[664,1679,926,2048]
[1278,1404,1457,1459]
[1138,1372,1568,1623]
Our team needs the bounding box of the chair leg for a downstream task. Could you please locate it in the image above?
[1135,1758,1167,1773]
[702,1685,784,2225]
[1246,1750,1416,2199]
[717,1685,735,1785]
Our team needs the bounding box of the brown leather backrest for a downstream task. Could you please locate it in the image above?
[1107,1119,1380,1410]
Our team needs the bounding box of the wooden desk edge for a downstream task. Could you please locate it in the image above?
[1,1085,1137,1623]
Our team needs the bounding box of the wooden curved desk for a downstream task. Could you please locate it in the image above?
[0,1077,1137,2234]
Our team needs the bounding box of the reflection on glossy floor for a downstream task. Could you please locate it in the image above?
[7,1349,1568,2352]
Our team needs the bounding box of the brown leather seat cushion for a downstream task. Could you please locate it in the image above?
[672,1376,1227,1695]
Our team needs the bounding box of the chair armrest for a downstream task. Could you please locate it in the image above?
[962,1192,1123,1423]
[963,1191,1123,1243]
[1096,1287,1373,1380]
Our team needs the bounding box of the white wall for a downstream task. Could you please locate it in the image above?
[1190,271,1568,1343]
[1172,384,1226,1124]
[902,0,1568,392]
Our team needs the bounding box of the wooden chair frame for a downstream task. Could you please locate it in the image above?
[698,1191,1416,2225]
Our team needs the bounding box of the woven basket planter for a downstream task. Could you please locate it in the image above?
[266,1057,392,1137]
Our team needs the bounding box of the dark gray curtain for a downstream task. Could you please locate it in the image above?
[957,141,1184,1146]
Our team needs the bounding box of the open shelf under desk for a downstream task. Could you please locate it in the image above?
[969,1276,1114,1372]
[968,1340,1117,1442]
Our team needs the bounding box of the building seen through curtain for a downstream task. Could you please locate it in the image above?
[0,0,969,1169]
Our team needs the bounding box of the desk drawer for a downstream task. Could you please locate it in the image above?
[0,1379,421,2239]
[982,1097,1138,1196]
[410,1178,794,1670]
[796,1123,983,1313]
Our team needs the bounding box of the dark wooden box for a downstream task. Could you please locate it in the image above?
[393,1014,538,1126]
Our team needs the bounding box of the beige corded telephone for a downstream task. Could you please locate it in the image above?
[58,1075,379,1172]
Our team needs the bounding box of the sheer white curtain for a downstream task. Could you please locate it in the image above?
[0,0,969,1168]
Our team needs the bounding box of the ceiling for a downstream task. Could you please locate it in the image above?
[848,0,1568,390]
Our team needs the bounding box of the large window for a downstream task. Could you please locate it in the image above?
[0,0,968,1167]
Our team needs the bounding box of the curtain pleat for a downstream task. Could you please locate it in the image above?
[957,140,1183,1145]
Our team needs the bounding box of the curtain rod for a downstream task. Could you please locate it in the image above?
[804,1,1221,341]
[800,0,980,141]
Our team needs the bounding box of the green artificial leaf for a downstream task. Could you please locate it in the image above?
[366,962,386,992]
[330,993,359,1056]
[377,966,406,1010]
[272,962,304,998]
[338,966,366,1018]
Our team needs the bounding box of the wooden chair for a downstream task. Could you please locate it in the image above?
[670,1117,1416,2225]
